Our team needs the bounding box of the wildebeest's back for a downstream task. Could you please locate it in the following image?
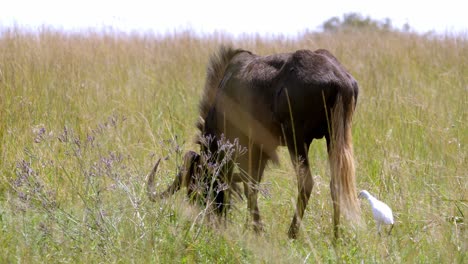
[272,49,359,141]
[292,49,357,97]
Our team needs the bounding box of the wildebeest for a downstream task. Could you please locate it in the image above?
[147,46,360,239]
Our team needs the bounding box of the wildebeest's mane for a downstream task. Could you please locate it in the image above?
[196,46,247,141]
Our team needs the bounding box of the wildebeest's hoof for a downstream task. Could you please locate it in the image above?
[288,225,299,239]
[253,222,264,234]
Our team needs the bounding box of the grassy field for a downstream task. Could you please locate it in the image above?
[0,27,466,263]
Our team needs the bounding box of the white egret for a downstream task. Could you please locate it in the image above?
[359,190,394,235]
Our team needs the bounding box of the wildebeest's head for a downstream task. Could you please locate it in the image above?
[147,151,201,201]
[146,150,237,214]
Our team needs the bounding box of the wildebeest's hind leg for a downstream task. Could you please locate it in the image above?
[239,144,268,233]
[287,137,314,239]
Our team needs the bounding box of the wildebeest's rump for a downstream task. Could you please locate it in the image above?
[147,46,360,239]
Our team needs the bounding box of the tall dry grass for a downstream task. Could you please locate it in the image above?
[0,27,466,263]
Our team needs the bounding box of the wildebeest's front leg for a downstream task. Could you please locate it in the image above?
[287,137,313,239]
[239,144,268,233]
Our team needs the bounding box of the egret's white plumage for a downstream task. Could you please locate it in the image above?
[359,190,394,234]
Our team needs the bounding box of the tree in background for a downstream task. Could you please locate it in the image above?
[322,13,411,33]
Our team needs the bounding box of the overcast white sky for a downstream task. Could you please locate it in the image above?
[1,0,466,36]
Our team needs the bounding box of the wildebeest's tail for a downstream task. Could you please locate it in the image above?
[329,92,360,223]
[197,45,246,132]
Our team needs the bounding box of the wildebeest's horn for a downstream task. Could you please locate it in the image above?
[146,158,161,202]
[146,158,184,202]
[146,151,202,202]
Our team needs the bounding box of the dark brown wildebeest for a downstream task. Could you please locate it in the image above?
[147,46,360,239]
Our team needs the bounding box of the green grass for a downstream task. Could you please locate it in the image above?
[0,27,466,263]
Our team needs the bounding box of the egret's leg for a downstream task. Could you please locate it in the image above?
[387,224,394,235]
